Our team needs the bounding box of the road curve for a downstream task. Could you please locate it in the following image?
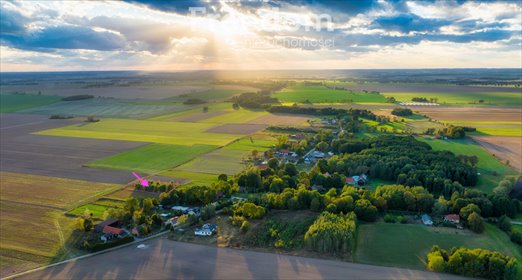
[14,237,468,280]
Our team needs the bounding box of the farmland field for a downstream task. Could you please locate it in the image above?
[67,199,125,220]
[355,222,521,270]
[0,93,60,113]
[174,148,249,175]
[382,91,521,106]
[471,136,522,172]
[0,172,121,210]
[19,98,194,119]
[35,118,242,146]
[273,84,387,104]
[198,109,268,124]
[1,113,144,183]
[87,143,217,174]
[419,138,518,192]
[158,170,218,187]
[0,171,122,274]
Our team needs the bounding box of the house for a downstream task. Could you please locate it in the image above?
[171,206,190,213]
[103,225,125,236]
[165,216,179,227]
[421,214,433,226]
[94,218,119,233]
[311,151,325,158]
[444,214,460,224]
[323,172,331,178]
[194,223,217,236]
[345,177,355,185]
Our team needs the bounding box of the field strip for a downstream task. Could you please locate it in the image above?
[0,150,92,160]
[2,231,170,280]
[0,200,64,211]
[0,121,47,130]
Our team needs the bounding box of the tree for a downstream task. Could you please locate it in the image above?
[432,196,449,216]
[497,215,512,232]
[142,198,154,215]
[232,103,240,110]
[468,212,484,233]
[354,199,377,222]
[460,203,480,221]
[218,174,228,181]
[202,106,209,113]
[427,251,446,272]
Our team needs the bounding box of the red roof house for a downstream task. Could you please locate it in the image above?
[103,225,124,235]
[345,177,355,184]
[444,214,460,224]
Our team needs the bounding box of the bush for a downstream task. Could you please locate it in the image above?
[511,230,522,245]
[201,204,216,221]
[240,220,250,233]
[234,202,266,219]
[497,215,512,232]
[383,214,397,223]
[89,235,134,252]
[183,98,206,105]
[467,212,484,233]
[62,94,94,101]
[229,215,246,227]
[391,108,413,116]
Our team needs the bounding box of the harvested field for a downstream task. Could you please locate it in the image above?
[0,172,120,210]
[105,186,160,200]
[248,114,311,126]
[0,114,144,183]
[205,123,268,135]
[176,111,227,122]
[471,136,522,172]
[198,109,268,124]
[158,170,218,187]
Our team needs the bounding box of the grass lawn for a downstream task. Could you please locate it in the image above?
[382,91,521,106]
[67,198,125,220]
[0,93,60,113]
[35,118,242,146]
[418,137,518,193]
[0,172,121,210]
[355,222,521,270]
[273,84,387,104]
[87,143,217,174]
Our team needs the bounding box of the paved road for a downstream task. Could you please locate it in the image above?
[15,237,468,280]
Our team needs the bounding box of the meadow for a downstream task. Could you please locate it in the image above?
[0,93,60,113]
[87,143,217,174]
[35,118,242,146]
[273,84,387,104]
[67,199,125,220]
[174,148,249,175]
[355,222,521,270]
[419,138,518,192]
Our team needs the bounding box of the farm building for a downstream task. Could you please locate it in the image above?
[194,223,217,236]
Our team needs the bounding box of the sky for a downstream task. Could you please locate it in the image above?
[0,0,521,71]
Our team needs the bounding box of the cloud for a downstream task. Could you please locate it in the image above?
[124,0,210,14]
[372,14,450,33]
[1,25,127,51]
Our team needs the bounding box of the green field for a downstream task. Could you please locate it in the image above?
[0,93,61,113]
[67,199,125,219]
[383,91,521,106]
[419,138,518,192]
[198,109,268,124]
[440,121,522,137]
[273,84,387,104]
[88,143,216,173]
[226,138,276,151]
[355,222,521,270]
[174,148,248,175]
[35,118,242,146]
[18,98,193,119]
